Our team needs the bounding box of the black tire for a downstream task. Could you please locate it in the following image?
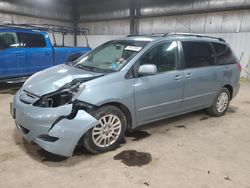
[67,53,82,62]
[207,88,230,117]
[82,105,127,154]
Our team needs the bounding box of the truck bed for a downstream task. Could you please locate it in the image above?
[53,47,91,65]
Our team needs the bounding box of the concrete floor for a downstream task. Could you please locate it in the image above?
[0,82,250,188]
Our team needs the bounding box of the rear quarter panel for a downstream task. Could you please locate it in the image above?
[216,63,240,99]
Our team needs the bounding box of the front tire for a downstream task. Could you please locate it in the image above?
[207,88,230,117]
[82,105,127,154]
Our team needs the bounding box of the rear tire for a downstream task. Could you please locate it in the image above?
[82,105,127,154]
[207,88,230,117]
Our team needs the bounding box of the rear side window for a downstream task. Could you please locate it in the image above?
[213,43,236,65]
[19,33,46,47]
[0,32,19,50]
[182,41,215,68]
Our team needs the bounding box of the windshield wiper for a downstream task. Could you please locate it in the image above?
[75,64,116,73]
[75,64,93,71]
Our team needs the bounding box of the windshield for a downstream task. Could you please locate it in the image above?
[73,40,149,73]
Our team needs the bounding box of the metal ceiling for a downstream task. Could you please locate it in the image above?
[76,0,250,35]
[138,0,249,18]
[0,0,73,22]
[77,0,250,22]
[0,0,249,24]
[0,0,250,34]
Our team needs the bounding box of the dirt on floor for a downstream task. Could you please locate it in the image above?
[0,82,250,188]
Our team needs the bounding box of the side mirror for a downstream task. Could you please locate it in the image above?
[138,64,157,76]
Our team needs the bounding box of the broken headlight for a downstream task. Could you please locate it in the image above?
[33,83,85,108]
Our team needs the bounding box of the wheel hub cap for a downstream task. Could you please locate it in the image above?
[92,114,122,148]
[216,92,229,113]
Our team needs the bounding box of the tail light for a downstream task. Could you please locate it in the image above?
[237,63,242,72]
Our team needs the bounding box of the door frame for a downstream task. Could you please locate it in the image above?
[178,40,219,112]
[128,40,185,125]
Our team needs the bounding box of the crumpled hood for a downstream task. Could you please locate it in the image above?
[22,64,103,96]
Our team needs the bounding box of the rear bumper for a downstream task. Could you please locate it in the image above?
[12,90,98,157]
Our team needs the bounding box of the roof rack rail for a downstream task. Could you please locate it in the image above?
[0,23,89,35]
[127,33,168,37]
[0,23,90,47]
[168,32,226,42]
[127,32,225,42]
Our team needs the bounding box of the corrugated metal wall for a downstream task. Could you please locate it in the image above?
[0,0,249,78]
[77,0,250,79]
[78,0,250,34]
[0,0,72,21]
[77,0,130,22]
[0,0,75,46]
[210,32,250,79]
[138,10,250,34]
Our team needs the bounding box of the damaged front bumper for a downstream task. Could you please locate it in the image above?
[11,90,98,157]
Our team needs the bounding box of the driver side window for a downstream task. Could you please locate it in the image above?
[139,41,178,73]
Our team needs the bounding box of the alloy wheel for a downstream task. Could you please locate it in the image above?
[92,114,122,148]
[216,92,229,113]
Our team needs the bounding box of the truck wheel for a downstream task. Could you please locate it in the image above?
[207,88,230,117]
[67,53,82,62]
[82,105,127,154]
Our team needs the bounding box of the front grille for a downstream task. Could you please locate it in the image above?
[16,123,30,135]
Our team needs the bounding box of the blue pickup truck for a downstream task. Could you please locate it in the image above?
[0,27,91,82]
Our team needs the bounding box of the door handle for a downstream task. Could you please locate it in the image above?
[174,75,183,80]
[185,73,192,79]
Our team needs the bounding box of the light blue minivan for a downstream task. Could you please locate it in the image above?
[11,33,241,157]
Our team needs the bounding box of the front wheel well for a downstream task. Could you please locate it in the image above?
[223,84,233,100]
[99,102,132,130]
